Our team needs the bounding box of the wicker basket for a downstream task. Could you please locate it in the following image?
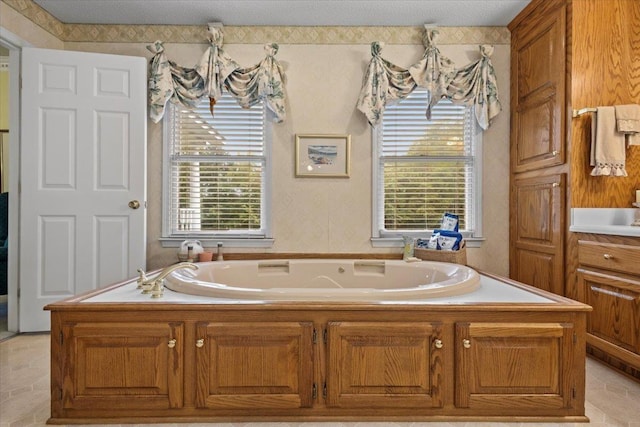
[414,241,467,265]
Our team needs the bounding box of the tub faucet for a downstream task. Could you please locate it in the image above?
[138,262,198,298]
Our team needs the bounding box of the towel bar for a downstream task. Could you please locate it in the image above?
[572,107,598,117]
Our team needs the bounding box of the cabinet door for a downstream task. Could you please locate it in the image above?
[62,321,183,411]
[510,1,566,172]
[195,322,314,409]
[326,321,443,409]
[510,174,565,294]
[455,322,576,412]
[577,269,640,355]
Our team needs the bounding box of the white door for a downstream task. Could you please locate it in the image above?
[19,47,147,331]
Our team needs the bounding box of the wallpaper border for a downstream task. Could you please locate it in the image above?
[2,0,511,45]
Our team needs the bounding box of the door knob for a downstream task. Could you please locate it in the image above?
[128,200,141,209]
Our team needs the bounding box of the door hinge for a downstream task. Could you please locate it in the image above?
[59,331,63,345]
[572,387,576,399]
[312,383,317,400]
[323,381,327,399]
[312,328,317,344]
[573,332,577,344]
[323,328,327,344]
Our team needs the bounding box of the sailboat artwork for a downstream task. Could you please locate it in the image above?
[295,134,351,178]
[308,145,337,165]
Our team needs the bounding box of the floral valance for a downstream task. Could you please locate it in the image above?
[147,25,286,123]
[356,29,501,130]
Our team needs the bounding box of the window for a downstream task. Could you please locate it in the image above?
[372,89,482,246]
[162,95,272,247]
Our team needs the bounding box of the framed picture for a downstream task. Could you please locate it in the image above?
[295,134,351,178]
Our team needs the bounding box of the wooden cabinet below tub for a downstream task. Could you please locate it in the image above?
[46,279,590,423]
[194,321,314,410]
[455,321,579,413]
[57,321,184,414]
[576,233,640,380]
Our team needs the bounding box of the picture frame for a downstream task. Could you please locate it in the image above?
[295,134,351,178]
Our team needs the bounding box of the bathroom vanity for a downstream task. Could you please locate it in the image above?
[570,209,640,380]
[45,270,590,424]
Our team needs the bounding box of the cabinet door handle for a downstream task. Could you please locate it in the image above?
[196,338,204,348]
[463,339,471,349]
[552,150,559,156]
[552,182,560,188]
[168,339,176,349]
[603,253,613,260]
[434,339,443,349]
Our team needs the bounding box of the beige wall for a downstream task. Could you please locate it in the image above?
[1,0,511,276]
[65,40,511,275]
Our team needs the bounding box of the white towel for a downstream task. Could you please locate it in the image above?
[614,104,640,146]
[590,106,628,176]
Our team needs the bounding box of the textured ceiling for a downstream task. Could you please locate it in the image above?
[32,0,530,27]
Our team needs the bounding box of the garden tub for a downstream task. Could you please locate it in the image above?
[163,259,480,300]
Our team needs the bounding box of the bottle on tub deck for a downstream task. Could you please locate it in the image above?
[216,242,224,261]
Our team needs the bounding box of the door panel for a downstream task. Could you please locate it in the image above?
[510,173,565,295]
[326,321,443,409]
[455,322,575,412]
[20,47,147,331]
[195,322,314,410]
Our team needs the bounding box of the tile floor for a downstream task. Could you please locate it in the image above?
[1,333,639,427]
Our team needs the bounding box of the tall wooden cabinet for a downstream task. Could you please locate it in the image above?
[509,0,640,380]
[509,0,568,296]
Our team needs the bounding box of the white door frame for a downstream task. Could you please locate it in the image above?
[0,26,30,332]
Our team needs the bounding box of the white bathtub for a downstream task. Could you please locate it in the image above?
[163,259,480,301]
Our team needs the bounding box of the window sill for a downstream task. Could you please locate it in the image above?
[159,237,274,249]
[371,236,485,248]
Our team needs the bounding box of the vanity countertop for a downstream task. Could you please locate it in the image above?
[570,208,640,237]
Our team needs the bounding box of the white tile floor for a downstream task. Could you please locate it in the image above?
[1,333,639,427]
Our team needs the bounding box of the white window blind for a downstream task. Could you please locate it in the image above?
[164,95,269,238]
[376,90,478,236]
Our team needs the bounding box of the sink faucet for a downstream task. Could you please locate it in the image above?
[137,262,198,298]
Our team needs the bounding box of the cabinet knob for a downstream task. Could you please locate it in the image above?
[434,339,443,349]
[168,339,176,349]
[552,150,559,156]
[196,338,204,348]
[552,182,560,188]
[603,253,613,260]
[463,339,471,349]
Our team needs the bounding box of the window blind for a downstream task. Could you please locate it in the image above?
[378,90,476,233]
[166,95,267,236]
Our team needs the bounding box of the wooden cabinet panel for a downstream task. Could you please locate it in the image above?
[510,174,565,294]
[578,240,640,276]
[62,321,183,410]
[510,1,565,173]
[326,321,443,409]
[455,322,576,411]
[513,248,556,293]
[195,321,314,409]
[577,269,640,354]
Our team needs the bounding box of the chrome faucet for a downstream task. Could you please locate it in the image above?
[137,262,198,298]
